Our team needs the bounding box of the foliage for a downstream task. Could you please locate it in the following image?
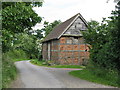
[69,69,119,87]
[2,3,41,33]
[13,33,39,59]
[41,20,61,37]
[33,29,43,39]
[6,50,28,61]
[82,1,120,86]
[2,1,43,88]
[30,59,45,65]
[2,49,30,88]
[30,59,85,69]
[2,2,43,53]
[50,65,85,69]
[2,53,17,88]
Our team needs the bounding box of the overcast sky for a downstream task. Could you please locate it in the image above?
[32,0,116,29]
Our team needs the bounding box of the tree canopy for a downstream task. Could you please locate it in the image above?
[83,1,120,85]
[41,20,61,37]
[2,1,43,53]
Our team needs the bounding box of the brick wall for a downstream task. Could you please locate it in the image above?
[58,36,89,65]
[42,40,59,62]
[50,40,59,63]
[42,36,90,65]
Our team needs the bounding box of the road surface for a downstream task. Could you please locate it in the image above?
[10,61,115,88]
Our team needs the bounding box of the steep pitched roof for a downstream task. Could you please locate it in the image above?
[42,13,88,42]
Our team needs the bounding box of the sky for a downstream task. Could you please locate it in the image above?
[32,0,116,30]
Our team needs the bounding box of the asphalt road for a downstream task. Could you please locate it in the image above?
[10,60,114,88]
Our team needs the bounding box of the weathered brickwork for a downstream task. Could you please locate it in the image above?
[42,36,90,65]
[60,37,66,44]
[50,40,59,62]
[58,36,89,65]
[42,13,89,65]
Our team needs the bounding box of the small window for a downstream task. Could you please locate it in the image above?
[66,39,72,44]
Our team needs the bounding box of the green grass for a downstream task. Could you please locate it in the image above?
[50,65,85,69]
[2,57,29,88]
[30,59,85,69]
[30,59,46,66]
[12,58,29,62]
[2,54,18,88]
[69,69,119,87]
[2,50,29,88]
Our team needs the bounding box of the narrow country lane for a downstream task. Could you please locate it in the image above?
[11,61,115,88]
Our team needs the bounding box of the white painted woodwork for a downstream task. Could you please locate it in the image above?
[63,17,87,36]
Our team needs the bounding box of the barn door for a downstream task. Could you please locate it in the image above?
[48,42,51,60]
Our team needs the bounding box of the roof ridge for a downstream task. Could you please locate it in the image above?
[62,13,79,24]
[57,13,80,39]
[53,13,79,30]
[52,13,78,33]
[42,13,87,42]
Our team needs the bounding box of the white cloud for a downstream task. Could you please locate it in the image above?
[32,0,116,29]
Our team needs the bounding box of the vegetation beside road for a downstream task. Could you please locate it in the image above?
[31,59,119,87]
[30,59,85,69]
[69,69,119,87]
[2,1,120,89]
[2,50,29,88]
[81,2,120,87]
[2,2,44,88]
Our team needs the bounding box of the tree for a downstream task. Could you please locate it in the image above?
[2,2,43,52]
[41,20,61,37]
[13,33,39,59]
[83,20,110,67]
[109,1,120,84]
[83,1,120,86]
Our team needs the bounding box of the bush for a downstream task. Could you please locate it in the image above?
[2,49,29,88]
[69,69,119,87]
[86,63,119,86]
[2,53,17,88]
[6,50,28,60]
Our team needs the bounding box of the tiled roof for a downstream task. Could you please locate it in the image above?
[42,13,88,42]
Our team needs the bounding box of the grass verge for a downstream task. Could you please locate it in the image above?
[30,59,85,69]
[12,58,29,62]
[2,50,29,88]
[69,69,119,87]
[2,54,17,88]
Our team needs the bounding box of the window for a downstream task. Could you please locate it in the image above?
[66,39,72,44]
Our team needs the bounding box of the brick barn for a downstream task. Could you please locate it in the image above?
[42,13,90,65]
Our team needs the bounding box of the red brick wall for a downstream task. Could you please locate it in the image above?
[42,36,90,65]
[58,36,89,65]
[50,40,59,63]
[42,40,59,62]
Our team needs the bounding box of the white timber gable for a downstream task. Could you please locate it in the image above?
[63,17,87,36]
